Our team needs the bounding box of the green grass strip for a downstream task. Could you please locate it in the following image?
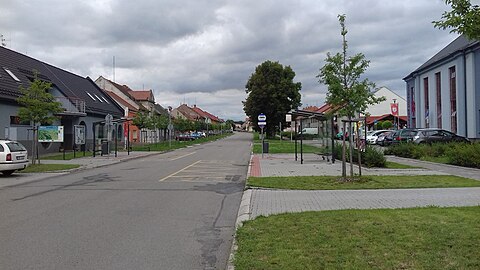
[132,133,232,151]
[20,163,80,173]
[235,206,480,270]
[386,161,422,169]
[42,151,93,160]
[248,175,480,190]
[253,141,323,154]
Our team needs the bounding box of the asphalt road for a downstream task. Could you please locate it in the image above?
[0,132,252,270]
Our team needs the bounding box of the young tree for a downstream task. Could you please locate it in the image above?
[132,111,150,143]
[433,0,480,40]
[243,60,302,137]
[317,14,384,180]
[16,73,63,165]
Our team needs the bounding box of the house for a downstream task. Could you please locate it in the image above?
[172,104,201,121]
[404,35,480,139]
[0,46,123,154]
[95,77,169,143]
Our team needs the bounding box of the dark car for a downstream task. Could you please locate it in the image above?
[412,129,469,144]
[391,129,418,144]
[377,131,394,146]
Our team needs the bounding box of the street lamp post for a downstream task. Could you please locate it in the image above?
[393,98,397,129]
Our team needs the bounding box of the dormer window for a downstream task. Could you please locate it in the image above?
[86,92,96,101]
[3,68,21,82]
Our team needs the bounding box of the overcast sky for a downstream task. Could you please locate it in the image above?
[1,0,460,120]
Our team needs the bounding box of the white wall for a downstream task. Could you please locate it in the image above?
[366,87,406,116]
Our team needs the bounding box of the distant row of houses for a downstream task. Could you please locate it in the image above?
[0,46,223,155]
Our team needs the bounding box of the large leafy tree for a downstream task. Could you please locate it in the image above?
[243,60,301,137]
[317,14,384,180]
[16,72,63,164]
[433,0,480,40]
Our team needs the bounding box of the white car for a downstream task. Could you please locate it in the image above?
[366,130,390,144]
[0,140,29,176]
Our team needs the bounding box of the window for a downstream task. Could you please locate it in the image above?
[10,116,29,125]
[101,96,110,104]
[94,94,103,102]
[86,92,96,101]
[423,77,429,128]
[3,68,21,82]
[410,86,416,128]
[449,66,457,133]
[435,72,442,128]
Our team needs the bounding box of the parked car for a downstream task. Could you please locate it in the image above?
[391,129,418,144]
[376,130,395,146]
[175,133,194,141]
[412,129,469,144]
[366,130,390,144]
[190,131,206,139]
[0,140,29,176]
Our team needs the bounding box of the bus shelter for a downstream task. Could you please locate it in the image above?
[288,109,335,164]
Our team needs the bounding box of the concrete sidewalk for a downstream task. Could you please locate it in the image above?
[238,153,480,222]
[0,150,161,189]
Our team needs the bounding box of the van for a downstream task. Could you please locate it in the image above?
[301,128,318,135]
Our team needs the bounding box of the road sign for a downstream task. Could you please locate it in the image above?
[105,114,113,125]
[168,124,174,131]
[258,121,266,126]
[258,113,266,121]
[285,114,291,122]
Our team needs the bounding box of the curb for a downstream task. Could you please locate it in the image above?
[226,189,252,270]
[226,153,254,270]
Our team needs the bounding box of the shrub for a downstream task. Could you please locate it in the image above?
[386,143,418,158]
[445,142,480,168]
[362,146,387,167]
[381,120,393,130]
[332,143,386,167]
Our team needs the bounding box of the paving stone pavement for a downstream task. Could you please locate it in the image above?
[249,187,480,218]
[242,153,480,220]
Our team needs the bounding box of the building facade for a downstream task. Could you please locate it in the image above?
[404,35,480,139]
[0,47,124,154]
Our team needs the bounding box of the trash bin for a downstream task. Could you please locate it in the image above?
[101,140,109,155]
[262,141,269,153]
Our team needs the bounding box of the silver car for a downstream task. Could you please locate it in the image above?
[366,130,390,144]
[0,140,29,176]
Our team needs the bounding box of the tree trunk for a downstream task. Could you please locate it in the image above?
[356,122,362,176]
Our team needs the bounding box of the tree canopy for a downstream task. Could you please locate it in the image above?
[243,60,301,136]
[317,15,383,119]
[433,0,480,40]
[17,74,63,126]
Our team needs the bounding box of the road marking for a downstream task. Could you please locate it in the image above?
[170,151,196,161]
[159,160,202,182]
